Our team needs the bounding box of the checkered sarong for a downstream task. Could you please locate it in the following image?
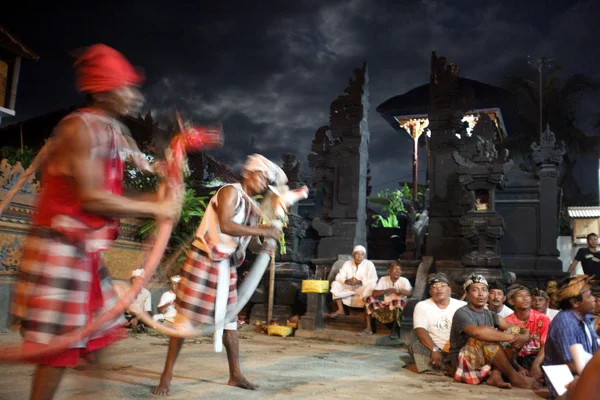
[366,297,404,324]
[175,246,237,325]
[453,338,499,384]
[11,228,124,348]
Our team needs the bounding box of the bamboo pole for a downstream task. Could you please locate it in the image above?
[267,250,276,324]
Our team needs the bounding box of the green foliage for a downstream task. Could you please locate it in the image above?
[138,187,213,267]
[369,185,410,228]
[0,146,37,170]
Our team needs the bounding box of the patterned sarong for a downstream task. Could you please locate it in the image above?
[11,228,125,366]
[453,338,501,384]
[175,246,237,326]
[366,297,404,324]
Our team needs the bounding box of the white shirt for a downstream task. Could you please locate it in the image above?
[546,308,559,321]
[130,287,152,314]
[158,291,177,317]
[485,304,514,318]
[374,276,413,303]
[413,298,467,352]
[335,259,378,287]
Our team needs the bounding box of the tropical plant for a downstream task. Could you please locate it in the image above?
[137,187,212,267]
[0,146,37,170]
[369,185,410,228]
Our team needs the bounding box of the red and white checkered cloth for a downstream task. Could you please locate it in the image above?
[453,351,492,384]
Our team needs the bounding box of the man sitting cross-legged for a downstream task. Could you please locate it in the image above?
[503,284,550,383]
[328,245,378,335]
[365,261,413,339]
[448,273,540,389]
[408,273,466,373]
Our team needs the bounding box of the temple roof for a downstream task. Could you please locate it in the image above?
[376,77,521,138]
[0,25,39,60]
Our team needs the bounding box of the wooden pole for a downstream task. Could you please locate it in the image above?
[413,135,418,201]
[267,250,276,324]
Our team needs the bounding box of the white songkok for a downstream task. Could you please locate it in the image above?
[244,154,288,186]
[131,269,144,278]
[352,245,366,255]
[170,275,182,283]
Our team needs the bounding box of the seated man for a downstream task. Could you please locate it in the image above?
[592,285,600,335]
[153,275,181,324]
[486,281,514,318]
[365,261,413,338]
[531,288,559,321]
[328,245,378,332]
[544,275,599,399]
[448,273,539,389]
[409,273,466,373]
[124,268,152,332]
[504,284,550,382]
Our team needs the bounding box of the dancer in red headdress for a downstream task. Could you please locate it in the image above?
[10,44,180,400]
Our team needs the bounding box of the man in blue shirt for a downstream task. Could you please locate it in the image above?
[544,274,598,398]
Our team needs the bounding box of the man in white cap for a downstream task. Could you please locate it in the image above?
[154,154,282,395]
[124,269,153,332]
[153,275,181,324]
[328,245,378,334]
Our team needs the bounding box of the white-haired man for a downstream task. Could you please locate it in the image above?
[328,245,378,334]
[154,154,283,395]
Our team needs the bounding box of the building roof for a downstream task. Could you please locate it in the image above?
[0,25,39,60]
[376,77,521,139]
[567,206,600,218]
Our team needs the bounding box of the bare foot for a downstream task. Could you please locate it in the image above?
[327,311,344,319]
[510,374,542,390]
[153,374,172,396]
[486,370,512,389]
[228,375,259,390]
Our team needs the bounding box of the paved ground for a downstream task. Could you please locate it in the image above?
[0,328,546,400]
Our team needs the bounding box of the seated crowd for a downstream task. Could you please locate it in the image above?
[327,244,600,399]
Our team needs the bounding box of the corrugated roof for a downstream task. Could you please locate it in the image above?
[567,206,600,218]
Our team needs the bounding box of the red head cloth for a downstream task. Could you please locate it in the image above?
[74,44,144,94]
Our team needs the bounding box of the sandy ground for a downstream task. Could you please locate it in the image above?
[0,328,546,400]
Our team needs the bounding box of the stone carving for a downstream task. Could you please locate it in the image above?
[453,122,514,267]
[428,51,473,146]
[308,63,370,258]
[0,160,40,195]
[0,237,22,270]
[531,125,567,166]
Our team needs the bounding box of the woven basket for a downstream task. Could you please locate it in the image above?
[267,325,294,337]
[301,280,330,293]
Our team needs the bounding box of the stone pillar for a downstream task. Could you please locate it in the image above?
[425,52,472,260]
[309,63,370,259]
[532,126,566,257]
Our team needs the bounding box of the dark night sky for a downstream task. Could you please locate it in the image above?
[2,0,598,192]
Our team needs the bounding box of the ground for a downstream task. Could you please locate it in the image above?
[0,328,546,400]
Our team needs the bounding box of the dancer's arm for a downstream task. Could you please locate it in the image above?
[216,185,280,239]
[58,118,177,220]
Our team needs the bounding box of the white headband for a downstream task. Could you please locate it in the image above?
[244,154,288,186]
[352,245,366,255]
[170,275,181,283]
